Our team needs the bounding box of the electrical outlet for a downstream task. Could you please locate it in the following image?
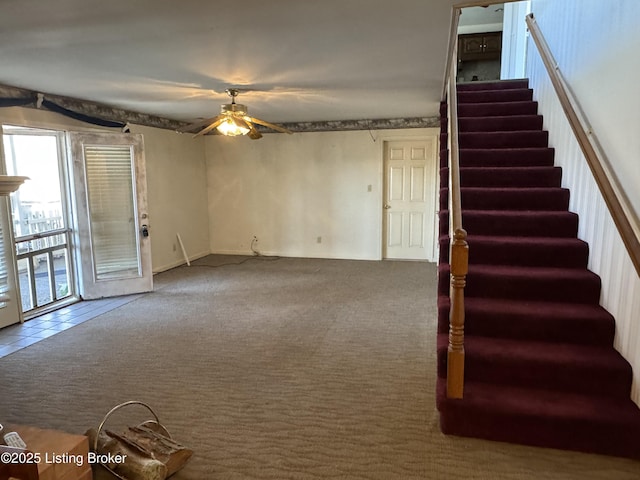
[317,236,322,244]
[172,243,177,252]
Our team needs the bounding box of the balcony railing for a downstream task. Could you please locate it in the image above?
[15,228,73,314]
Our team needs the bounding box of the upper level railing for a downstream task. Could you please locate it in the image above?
[442,7,467,400]
[526,13,640,277]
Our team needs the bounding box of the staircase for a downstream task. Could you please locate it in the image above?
[437,79,640,459]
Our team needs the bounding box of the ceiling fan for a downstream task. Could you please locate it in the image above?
[176,88,293,139]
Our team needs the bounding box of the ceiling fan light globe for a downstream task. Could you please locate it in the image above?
[217,117,250,136]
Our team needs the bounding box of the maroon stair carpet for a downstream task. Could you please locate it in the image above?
[437,79,640,459]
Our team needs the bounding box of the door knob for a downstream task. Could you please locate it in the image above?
[384,204,391,209]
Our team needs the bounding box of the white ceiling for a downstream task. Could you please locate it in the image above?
[0,0,461,126]
[458,3,505,34]
[459,3,505,27]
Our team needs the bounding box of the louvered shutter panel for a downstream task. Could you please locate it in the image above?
[84,145,140,279]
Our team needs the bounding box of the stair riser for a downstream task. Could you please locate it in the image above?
[438,354,631,399]
[458,131,549,149]
[437,236,589,268]
[458,115,544,132]
[462,168,561,187]
[458,89,533,104]
[458,101,539,117]
[439,187,570,211]
[441,166,563,188]
[457,80,530,91]
[436,336,632,398]
[439,211,579,238]
[459,148,555,167]
[438,267,601,304]
[437,300,615,346]
[469,242,587,269]
[437,381,640,459]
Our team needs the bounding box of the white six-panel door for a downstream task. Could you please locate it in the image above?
[383,139,437,261]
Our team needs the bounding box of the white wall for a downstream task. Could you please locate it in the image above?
[0,107,210,273]
[129,125,210,272]
[526,0,640,403]
[500,1,530,79]
[206,128,439,260]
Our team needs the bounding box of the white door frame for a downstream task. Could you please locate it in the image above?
[69,132,153,299]
[377,129,440,261]
[0,124,24,327]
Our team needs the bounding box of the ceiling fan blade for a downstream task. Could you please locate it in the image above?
[176,115,221,133]
[232,116,251,131]
[247,124,263,140]
[193,116,226,138]
[247,116,293,134]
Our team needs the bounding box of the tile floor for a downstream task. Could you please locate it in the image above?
[0,295,141,358]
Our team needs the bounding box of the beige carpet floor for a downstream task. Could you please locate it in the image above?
[1,255,639,479]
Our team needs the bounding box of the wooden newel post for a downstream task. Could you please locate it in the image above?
[448,227,468,399]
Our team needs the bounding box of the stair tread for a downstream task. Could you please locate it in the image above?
[459,147,552,152]
[457,79,530,91]
[439,296,614,325]
[465,234,587,247]
[458,114,541,120]
[467,263,599,279]
[456,186,567,191]
[437,296,616,346]
[459,129,546,135]
[465,297,609,316]
[459,166,559,172]
[458,209,576,217]
[440,233,587,246]
[438,334,629,371]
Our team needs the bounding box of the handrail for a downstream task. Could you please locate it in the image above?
[442,8,462,101]
[526,13,640,277]
[443,7,468,400]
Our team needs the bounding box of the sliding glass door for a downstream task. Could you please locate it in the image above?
[0,127,152,326]
[2,126,75,318]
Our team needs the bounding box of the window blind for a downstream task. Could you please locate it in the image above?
[84,145,140,279]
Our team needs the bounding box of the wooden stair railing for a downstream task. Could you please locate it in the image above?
[442,8,467,399]
[526,13,640,277]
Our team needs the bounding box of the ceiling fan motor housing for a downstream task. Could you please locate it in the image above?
[221,103,248,115]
